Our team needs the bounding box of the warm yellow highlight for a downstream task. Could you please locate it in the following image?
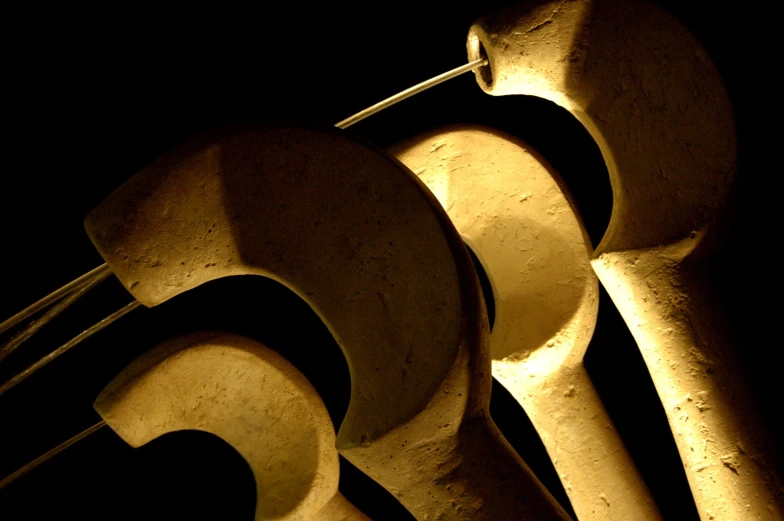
[393,126,662,521]
[468,1,783,519]
[94,332,368,521]
[591,245,784,521]
[85,126,570,520]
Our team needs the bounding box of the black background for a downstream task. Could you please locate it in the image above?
[0,2,778,519]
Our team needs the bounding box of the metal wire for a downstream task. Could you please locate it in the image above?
[0,421,107,490]
[335,58,487,129]
[0,301,142,398]
[0,57,483,342]
[0,264,111,336]
[0,268,113,364]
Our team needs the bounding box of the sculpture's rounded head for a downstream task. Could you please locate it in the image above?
[94,333,339,521]
[392,125,597,379]
[468,0,736,256]
[85,126,489,459]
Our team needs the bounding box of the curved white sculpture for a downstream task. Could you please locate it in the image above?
[95,332,368,520]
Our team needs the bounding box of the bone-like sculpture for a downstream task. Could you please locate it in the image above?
[94,332,368,521]
[392,125,662,520]
[84,126,570,520]
[467,2,783,519]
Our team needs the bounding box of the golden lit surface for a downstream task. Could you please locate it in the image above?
[85,126,569,520]
[393,126,661,521]
[0,3,767,520]
[95,332,366,520]
[469,1,783,519]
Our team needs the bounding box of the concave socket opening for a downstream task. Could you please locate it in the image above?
[468,33,493,87]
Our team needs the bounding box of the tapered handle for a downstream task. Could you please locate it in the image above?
[498,364,662,520]
[593,249,784,520]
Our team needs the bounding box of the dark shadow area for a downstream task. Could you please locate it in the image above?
[584,287,701,520]
[0,275,416,520]
[0,276,352,472]
[339,455,415,520]
[490,378,577,519]
[0,429,257,521]
[465,245,495,331]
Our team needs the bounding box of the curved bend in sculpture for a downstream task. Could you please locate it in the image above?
[95,332,368,521]
[84,126,570,520]
[467,2,782,519]
[392,125,662,521]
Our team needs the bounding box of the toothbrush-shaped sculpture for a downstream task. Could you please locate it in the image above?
[95,332,368,521]
[392,124,662,521]
[467,2,782,519]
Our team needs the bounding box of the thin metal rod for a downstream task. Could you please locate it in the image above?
[0,300,142,398]
[0,264,112,336]
[0,268,113,364]
[335,58,487,129]
[0,421,106,490]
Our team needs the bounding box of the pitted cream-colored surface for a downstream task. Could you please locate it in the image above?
[468,0,735,255]
[393,126,661,521]
[95,333,368,521]
[86,126,570,520]
[469,2,782,519]
[85,127,468,450]
[394,127,594,370]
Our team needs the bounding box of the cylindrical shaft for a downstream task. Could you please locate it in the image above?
[498,364,663,520]
[594,252,784,520]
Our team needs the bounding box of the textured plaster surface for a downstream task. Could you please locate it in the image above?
[94,332,368,520]
[468,1,783,519]
[86,126,569,520]
[393,125,661,521]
